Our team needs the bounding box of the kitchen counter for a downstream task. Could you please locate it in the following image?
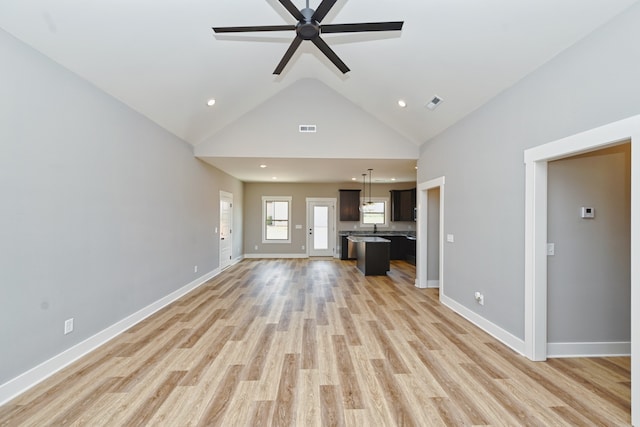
[347,236,390,275]
[340,231,415,263]
[339,230,415,237]
[346,236,391,243]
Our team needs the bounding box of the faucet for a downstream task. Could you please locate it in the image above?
[373,224,377,233]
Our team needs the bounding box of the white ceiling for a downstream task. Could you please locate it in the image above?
[1,0,637,182]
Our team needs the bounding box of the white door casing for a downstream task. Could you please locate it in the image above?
[307,198,336,257]
[523,114,639,426]
[220,191,233,270]
[416,176,445,292]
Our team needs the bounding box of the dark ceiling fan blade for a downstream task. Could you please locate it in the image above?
[274,36,303,75]
[278,0,305,21]
[311,36,350,74]
[213,25,296,33]
[311,0,337,23]
[321,21,404,34]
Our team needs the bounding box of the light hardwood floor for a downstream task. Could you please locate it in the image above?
[0,259,631,426]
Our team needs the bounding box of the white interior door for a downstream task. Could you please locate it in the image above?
[307,198,336,257]
[220,191,233,270]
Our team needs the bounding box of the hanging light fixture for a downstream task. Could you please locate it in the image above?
[360,169,376,212]
[359,173,367,212]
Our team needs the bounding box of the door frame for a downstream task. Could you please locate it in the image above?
[306,197,336,257]
[219,191,233,270]
[416,176,445,292]
[523,114,639,425]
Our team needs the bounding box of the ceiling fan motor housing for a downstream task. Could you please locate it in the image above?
[297,8,319,39]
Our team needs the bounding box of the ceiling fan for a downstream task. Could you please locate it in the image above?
[212,0,403,74]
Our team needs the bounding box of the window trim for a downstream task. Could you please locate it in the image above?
[360,197,389,228]
[262,196,292,244]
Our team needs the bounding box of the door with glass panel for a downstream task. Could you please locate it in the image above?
[220,191,233,270]
[307,198,336,257]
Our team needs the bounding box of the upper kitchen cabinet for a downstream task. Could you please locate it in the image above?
[390,188,416,222]
[339,189,361,221]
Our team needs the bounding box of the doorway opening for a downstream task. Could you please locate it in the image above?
[416,176,445,292]
[547,144,630,357]
[523,114,639,426]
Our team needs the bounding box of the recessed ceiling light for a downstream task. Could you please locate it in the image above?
[351,177,357,181]
[272,177,278,180]
[206,99,216,107]
[398,99,407,108]
[391,178,396,181]
[260,164,267,168]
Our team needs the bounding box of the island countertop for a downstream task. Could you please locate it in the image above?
[347,236,390,275]
[340,230,415,238]
[346,236,390,243]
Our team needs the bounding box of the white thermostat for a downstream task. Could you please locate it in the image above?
[581,207,595,219]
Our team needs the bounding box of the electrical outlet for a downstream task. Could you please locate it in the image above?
[301,245,305,250]
[64,318,74,335]
[254,245,258,251]
[194,265,198,273]
[474,292,484,306]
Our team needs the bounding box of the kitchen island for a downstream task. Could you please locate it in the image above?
[347,236,390,276]
[340,231,415,264]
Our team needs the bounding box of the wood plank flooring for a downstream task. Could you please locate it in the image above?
[0,259,631,426]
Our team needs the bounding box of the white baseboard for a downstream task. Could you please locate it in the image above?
[547,341,631,358]
[220,256,244,271]
[427,280,440,288]
[415,279,440,289]
[0,268,220,406]
[244,253,308,259]
[440,294,526,356]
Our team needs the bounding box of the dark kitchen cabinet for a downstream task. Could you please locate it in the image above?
[387,236,408,260]
[390,188,416,222]
[405,238,416,265]
[339,189,361,221]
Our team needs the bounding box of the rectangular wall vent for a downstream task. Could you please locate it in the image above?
[299,125,317,133]
[426,96,443,110]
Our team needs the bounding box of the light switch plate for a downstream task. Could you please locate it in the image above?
[446,234,454,243]
[547,243,555,256]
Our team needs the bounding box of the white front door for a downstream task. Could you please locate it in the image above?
[220,191,233,270]
[307,198,336,257]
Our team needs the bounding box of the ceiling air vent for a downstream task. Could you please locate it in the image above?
[299,124,317,133]
[426,96,443,111]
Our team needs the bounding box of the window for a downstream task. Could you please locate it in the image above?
[262,196,291,243]
[361,197,388,227]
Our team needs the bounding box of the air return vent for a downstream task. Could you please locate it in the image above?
[426,96,443,110]
[299,125,317,133]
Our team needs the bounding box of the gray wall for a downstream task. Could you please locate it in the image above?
[0,29,243,383]
[547,144,631,343]
[244,182,416,256]
[417,3,640,339]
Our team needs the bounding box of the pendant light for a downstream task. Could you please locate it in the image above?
[359,173,367,212]
[360,168,375,212]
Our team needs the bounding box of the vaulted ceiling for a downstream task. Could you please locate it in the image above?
[1,0,637,182]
